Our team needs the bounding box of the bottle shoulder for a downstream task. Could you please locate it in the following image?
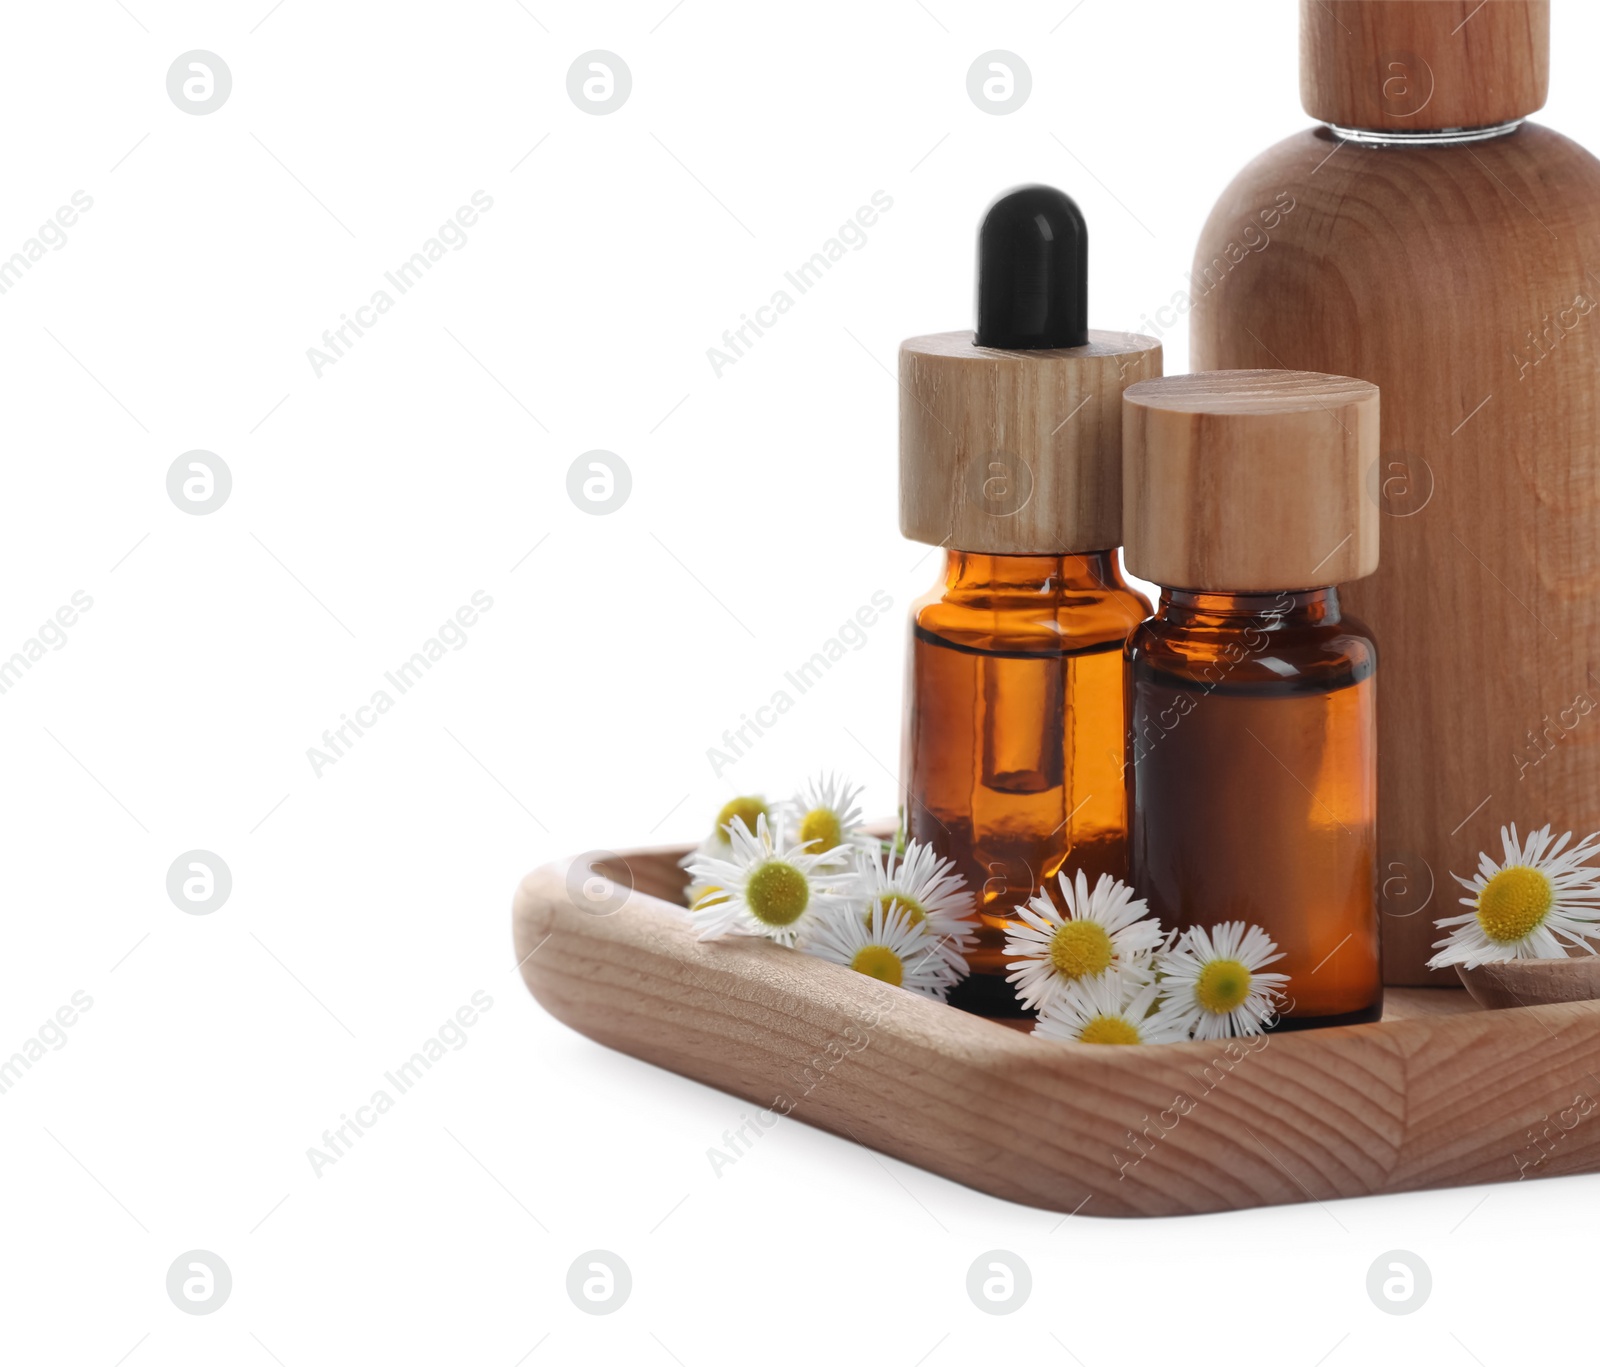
[1209,120,1600,186]
[913,585,1151,656]
[1198,122,1600,244]
[1128,610,1376,695]
[1192,123,1600,373]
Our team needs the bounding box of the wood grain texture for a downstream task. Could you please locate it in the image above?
[899,329,1160,555]
[514,843,1600,1217]
[1458,956,1600,1010]
[1190,122,1600,985]
[1123,370,1380,591]
[1300,0,1549,132]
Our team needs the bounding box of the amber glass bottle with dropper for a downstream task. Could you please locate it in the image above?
[899,186,1161,1015]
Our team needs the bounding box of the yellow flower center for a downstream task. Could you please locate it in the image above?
[1078,1015,1141,1045]
[744,861,809,927]
[1475,866,1554,944]
[715,796,768,839]
[867,892,926,928]
[1049,920,1113,980]
[1195,958,1252,1014]
[690,885,726,910]
[850,944,904,986]
[798,807,843,852]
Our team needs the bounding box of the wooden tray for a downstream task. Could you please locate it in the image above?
[513,843,1600,1217]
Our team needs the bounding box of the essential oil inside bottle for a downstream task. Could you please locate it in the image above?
[1121,369,1384,1030]
[904,551,1150,993]
[1127,587,1380,1026]
[897,184,1161,1016]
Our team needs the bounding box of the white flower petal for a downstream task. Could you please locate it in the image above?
[1428,823,1600,969]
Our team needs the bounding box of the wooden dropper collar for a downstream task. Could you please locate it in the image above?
[899,186,1161,556]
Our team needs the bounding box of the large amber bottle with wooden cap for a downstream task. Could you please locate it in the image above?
[899,185,1160,1016]
[1191,0,1600,984]
[1123,371,1383,1029]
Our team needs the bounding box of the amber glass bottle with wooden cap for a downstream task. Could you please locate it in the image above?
[900,185,1160,1016]
[1123,371,1383,1029]
[1192,0,1600,985]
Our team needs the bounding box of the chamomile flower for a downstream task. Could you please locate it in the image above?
[683,881,728,914]
[783,772,871,861]
[1034,974,1185,1046]
[804,901,966,1000]
[683,813,854,945]
[851,838,977,963]
[677,794,772,875]
[1152,921,1288,1040]
[1427,823,1600,968]
[1003,870,1163,1011]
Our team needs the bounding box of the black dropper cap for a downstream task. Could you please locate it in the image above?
[974,184,1088,351]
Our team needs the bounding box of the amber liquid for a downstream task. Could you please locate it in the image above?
[1127,589,1382,1028]
[903,552,1150,1014]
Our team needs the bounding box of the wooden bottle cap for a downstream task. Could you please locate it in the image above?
[899,330,1161,555]
[1122,370,1379,592]
[1300,0,1549,132]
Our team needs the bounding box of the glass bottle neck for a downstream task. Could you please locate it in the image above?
[1324,119,1523,148]
[1159,586,1342,629]
[942,549,1126,597]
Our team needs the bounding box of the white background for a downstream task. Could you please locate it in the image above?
[2,1,1595,1363]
